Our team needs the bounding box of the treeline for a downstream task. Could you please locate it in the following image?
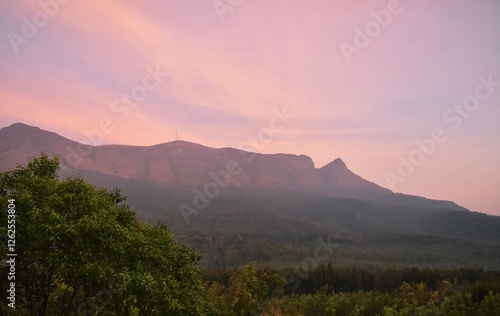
[205,264,500,315]
[205,264,500,296]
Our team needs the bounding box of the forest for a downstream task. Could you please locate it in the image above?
[205,264,500,315]
[1,155,499,315]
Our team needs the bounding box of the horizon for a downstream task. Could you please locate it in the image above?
[0,1,499,216]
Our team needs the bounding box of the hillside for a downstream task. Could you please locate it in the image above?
[1,122,498,269]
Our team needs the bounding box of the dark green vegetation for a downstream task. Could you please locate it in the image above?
[1,155,500,315]
[80,170,500,270]
[0,155,215,315]
[205,264,500,315]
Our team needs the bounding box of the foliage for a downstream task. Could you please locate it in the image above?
[207,262,285,315]
[257,283,500,316]
[206,265,500,315]
[0,154,215,315]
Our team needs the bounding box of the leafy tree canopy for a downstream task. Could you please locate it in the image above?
[0,154,215,315]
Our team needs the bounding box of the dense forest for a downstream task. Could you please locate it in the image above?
[204,264,500,315]
[1,155,499,315]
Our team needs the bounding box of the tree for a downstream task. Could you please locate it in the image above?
[209,262,285,316]
[0,154,216,315]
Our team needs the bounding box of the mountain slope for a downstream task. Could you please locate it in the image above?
[4,122,498,269]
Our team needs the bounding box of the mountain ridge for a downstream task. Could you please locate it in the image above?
[0,122,465,211]
[0,123,378,188]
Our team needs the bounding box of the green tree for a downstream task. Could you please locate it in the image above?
[208,262,269,315]
[0,154,215,315]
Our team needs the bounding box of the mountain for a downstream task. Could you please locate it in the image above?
[0,123,373,191]
[2,122,499,270]
[0,123,460,208]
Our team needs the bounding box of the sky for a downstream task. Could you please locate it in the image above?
[0,0,499,215]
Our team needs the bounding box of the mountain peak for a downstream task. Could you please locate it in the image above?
[331,157,346,167]
[322,158,347,170]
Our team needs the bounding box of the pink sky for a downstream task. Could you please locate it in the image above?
[1,0,499,215]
